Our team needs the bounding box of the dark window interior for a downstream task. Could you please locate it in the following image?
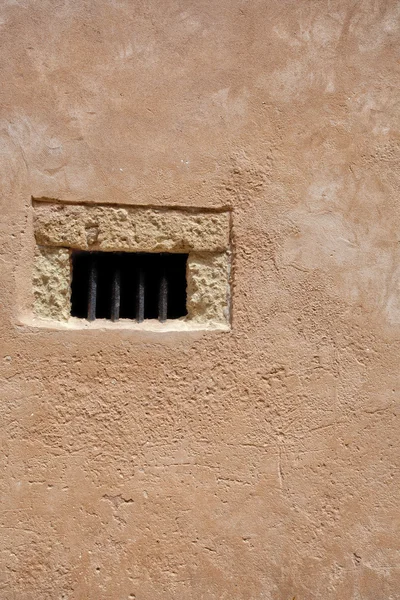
[71,251,187,322]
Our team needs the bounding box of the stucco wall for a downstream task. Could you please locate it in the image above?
[1,1,399,598]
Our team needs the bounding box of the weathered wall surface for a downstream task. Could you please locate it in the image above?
[1,1,399,598]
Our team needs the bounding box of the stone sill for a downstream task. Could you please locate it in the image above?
[19,316,230,333]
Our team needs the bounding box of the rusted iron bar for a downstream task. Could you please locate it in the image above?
[136,264,145,323]
[111,266,121,322]
[158,264,168,323]
[87,256,98,321]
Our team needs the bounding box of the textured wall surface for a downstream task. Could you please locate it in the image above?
[1,1,399,598]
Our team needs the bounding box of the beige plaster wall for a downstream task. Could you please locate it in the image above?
[0,1,399,598]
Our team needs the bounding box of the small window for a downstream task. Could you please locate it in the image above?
[71,251,187,322]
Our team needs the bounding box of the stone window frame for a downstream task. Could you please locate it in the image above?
[32,199,232,331]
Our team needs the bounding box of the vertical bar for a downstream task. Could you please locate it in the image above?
[87,255,97,321]
[158,258,168,323]
[136,262,145,323]
[111,265,121,322]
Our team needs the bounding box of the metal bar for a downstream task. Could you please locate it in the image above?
[136,264,145,323]
[111,265,121,322]
[87,255,98,321]
[158,261,168,322]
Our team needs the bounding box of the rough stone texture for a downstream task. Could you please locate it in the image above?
[34,201,230,253]
[32,202,231,325]
[187,253,230,323]
[1,1,400,599]
[32,244,231,326]
[33,246,71,321]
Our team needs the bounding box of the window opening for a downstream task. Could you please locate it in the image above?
[71,252,187,322]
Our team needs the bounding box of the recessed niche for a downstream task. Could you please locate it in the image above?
[71,251,188,322]
[32,200,231,329]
